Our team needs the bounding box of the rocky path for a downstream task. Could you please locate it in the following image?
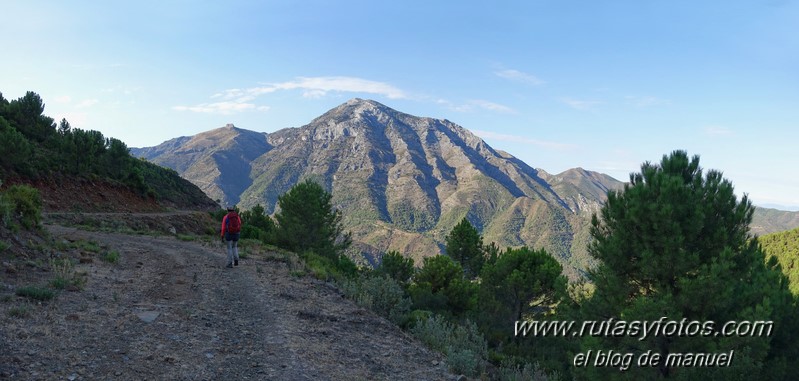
[0,224,451,380]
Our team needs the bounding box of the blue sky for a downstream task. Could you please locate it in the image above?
[3,1,798,209]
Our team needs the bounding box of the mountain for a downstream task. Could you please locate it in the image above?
[751,207,799,237]
[133,99,622,278]
[134,99,799,277]
[133,124,271,206]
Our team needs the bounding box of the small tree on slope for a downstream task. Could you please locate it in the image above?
[274,179,351,259]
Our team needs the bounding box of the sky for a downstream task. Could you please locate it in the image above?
[2,0,798,210]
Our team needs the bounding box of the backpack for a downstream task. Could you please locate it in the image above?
[226,212,242,234]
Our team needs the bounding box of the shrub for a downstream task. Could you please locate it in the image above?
[102,250,120,263]
[16,285,55,301]
[346,275,411,325]
[1,184,42,229]
[411,255,477,318]
[410,314,487,377]
[375,250,415,287]
[49,258,86,290]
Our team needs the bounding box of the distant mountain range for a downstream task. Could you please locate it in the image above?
[132,99,799,277]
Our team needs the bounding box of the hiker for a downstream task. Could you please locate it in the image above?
[220,206,242,268]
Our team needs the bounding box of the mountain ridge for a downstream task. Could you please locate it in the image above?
[132,98,799,276]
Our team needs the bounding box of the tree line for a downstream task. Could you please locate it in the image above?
[0,91,211,206]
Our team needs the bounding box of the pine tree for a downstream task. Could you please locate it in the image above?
[478,247,566,340]
[274,179,351,259]
[376,250,415,287]
[576,150,798,380]
[445,218,485,279]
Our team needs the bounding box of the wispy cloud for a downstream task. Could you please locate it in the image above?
[214,76,408,100]
[703,125,734,136]
[494,69,545,86]
[472,130,576,151]
[559,97,602,111]
[625,95,670,107]
[470,100,515,113]
[173,101,270,114]
[101,86,140,95]
[177,76,407,114]
[76,99,99,108]
[55,95,72,103]
[438,99,515,114]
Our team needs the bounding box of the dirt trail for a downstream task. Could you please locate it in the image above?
[0,223,451,380]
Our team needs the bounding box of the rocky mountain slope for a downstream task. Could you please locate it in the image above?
[133,99,621,278]
[132,99,798,277]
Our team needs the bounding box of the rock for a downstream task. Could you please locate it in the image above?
[455,375,467,381]
[168,226,177,235]
[135,310,160,323]
[432,360,439,366]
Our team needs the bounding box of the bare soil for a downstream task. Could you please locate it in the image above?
[0,219,453,380]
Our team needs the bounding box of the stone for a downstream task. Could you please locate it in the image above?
[135,310,160,323]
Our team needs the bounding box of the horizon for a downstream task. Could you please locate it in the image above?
[2,1,797,209]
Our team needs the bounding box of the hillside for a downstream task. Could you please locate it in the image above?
[760,226,799,295]
[132,125,271,206]
[0,90,218,212]
[752,207,799,237]
[134,99,624,277]
[0,218,451,380]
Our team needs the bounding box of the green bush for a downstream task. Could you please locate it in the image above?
[16,285,55,301]
[49,258,86,290]
[345,275,411,325]
[410,314,487,377]
[102,250,120,263]
[1,184,42,229]
[375,250,415,287]
[297,250,359,282]
[411,255,477,318]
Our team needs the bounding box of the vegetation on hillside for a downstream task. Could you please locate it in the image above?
[0,90,215,209]
[760,227,799,295]
[274,151,799,380]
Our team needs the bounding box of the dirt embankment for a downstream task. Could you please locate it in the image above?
[0,220,453,380]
